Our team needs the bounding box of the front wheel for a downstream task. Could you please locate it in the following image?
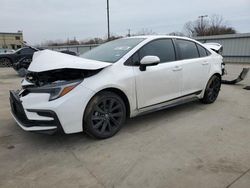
[83,91,126,139]
[201,75,221,104]
[0,58,12,67]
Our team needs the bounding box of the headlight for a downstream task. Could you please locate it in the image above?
[27,80,82,101]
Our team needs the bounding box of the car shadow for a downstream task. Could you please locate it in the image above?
[13,99,204,148]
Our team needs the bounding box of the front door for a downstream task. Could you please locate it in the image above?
[132,39,182,109]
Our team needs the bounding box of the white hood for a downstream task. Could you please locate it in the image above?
[28,50,112,72]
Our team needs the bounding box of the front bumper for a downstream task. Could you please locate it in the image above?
[9,90,63,134]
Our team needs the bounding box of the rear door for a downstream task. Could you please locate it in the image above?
[175,39,210,95]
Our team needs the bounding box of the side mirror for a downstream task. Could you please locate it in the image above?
[140,56,160,71]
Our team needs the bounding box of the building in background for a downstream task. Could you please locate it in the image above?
[195,33,250,64]
[0,31,24,50]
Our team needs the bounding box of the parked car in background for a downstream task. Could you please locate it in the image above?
[0,48,15,54]
[58,49,78,56]
[10,36,223,139]
[13,49,77,77]
[0,47,39,67]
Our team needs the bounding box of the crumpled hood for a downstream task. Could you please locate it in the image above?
[28,49,112,72]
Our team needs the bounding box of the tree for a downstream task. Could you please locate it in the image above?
[81,38,104,45]
[135,28,157,36]
[207,15,236,36]
[168,31,185,36]
[184,15,236,37]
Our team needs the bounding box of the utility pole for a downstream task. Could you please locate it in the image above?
[127,29,131,37]
[107,0,110,40]
[198,15,208,27]
[198,15,208,36]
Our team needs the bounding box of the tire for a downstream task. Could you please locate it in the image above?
[83,91,126,139]
[201,75,221,104]
[0,58,12,67]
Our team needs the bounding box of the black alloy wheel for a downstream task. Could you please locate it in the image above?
[201,75,221,104]
[84,91,126,139]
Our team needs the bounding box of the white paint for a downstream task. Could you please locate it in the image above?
[28,49,112,72]
[12,36,223,134]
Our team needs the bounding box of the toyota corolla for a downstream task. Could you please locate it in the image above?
[10,36,223,139]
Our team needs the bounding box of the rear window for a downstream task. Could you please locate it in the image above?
[176,39,199,60]
[197,44,207,57]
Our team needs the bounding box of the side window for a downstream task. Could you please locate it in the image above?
[139,39,175,63]
[126,52,140,66]
[19,48,36,55]
[176,39,199,60]
[197,44,207,57]
[206,49,211,56]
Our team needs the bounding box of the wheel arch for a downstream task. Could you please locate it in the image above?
[85,87,131,118]
[212,72,221,80]
[98,88,131,118]
[201,72,221,98]
[206,72,222,87]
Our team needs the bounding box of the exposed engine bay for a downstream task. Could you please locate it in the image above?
[24,68,101,88]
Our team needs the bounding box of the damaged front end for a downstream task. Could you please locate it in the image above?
[17,49,112,101]
[21,68,101,101]
[10,50,112,134]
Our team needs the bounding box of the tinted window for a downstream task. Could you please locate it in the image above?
[81,38,145,63]
[206,50,212,56]
[139,39,175,63]
[176,39,199,59]
[19,48,36,54]
[197,44,207,57]
[126,52,140,65]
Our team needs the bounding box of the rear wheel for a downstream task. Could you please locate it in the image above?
[83,91,126,139]
[201,75,221,104]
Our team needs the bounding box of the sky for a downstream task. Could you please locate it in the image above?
[1,0,250,44]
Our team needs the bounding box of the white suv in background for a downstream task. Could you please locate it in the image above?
[10,36,223,139]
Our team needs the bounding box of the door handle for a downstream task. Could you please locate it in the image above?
[172,66,182,71]
[202,61,209,65]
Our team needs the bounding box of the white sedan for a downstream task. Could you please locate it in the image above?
[10,36,223,139]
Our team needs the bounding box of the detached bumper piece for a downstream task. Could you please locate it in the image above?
[222,68,249,85]
[9,90,64,134]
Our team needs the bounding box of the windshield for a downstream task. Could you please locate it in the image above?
[80,38,145,63]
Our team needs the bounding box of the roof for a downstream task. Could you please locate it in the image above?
[126,35,192,40]
[0,32,23,35]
